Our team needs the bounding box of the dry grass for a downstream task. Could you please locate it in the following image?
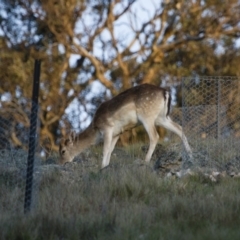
[1,144,240,240]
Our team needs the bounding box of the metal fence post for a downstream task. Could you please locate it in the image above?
[217,78,221,139]
[24,59,41,213]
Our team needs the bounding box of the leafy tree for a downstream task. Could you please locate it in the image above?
[0,0,239,153]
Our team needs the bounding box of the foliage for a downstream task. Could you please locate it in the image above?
[0,0,240,152]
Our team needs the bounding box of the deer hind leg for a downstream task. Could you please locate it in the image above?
[102,130,119,169]
[156,116,192,157]
[141,119,159,163]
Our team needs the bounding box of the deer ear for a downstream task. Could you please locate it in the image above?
[69,131,76,142]
[64,131,76,146]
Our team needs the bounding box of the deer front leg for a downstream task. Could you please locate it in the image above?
[101,129,118,169]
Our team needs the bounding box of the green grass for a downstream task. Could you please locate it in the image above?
[1,145,240,240]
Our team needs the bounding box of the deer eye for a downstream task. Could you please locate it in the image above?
[61,150,66,155]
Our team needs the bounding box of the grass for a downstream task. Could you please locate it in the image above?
[1,144,240,240]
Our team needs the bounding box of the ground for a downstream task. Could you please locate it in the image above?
[1,143,240,239]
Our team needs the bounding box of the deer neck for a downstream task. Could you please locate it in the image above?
[72,124,99,156]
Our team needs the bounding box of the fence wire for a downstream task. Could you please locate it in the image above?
[182,76,240,171]
[0,100,40,215]
[1,77,240,216]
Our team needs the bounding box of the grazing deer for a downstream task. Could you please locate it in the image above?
[59,84,192,169]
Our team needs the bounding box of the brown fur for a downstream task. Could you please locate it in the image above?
[59,84,192,168]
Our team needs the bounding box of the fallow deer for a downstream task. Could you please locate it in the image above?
[59,84,192,169]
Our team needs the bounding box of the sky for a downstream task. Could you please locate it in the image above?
[69,0,162,67]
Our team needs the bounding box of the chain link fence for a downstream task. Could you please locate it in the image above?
[182,76,240,171]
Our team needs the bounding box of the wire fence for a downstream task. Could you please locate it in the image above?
[1,76,240,215]
[182,76,240,171]
[0,101,40,214]
[0,59,41,215]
